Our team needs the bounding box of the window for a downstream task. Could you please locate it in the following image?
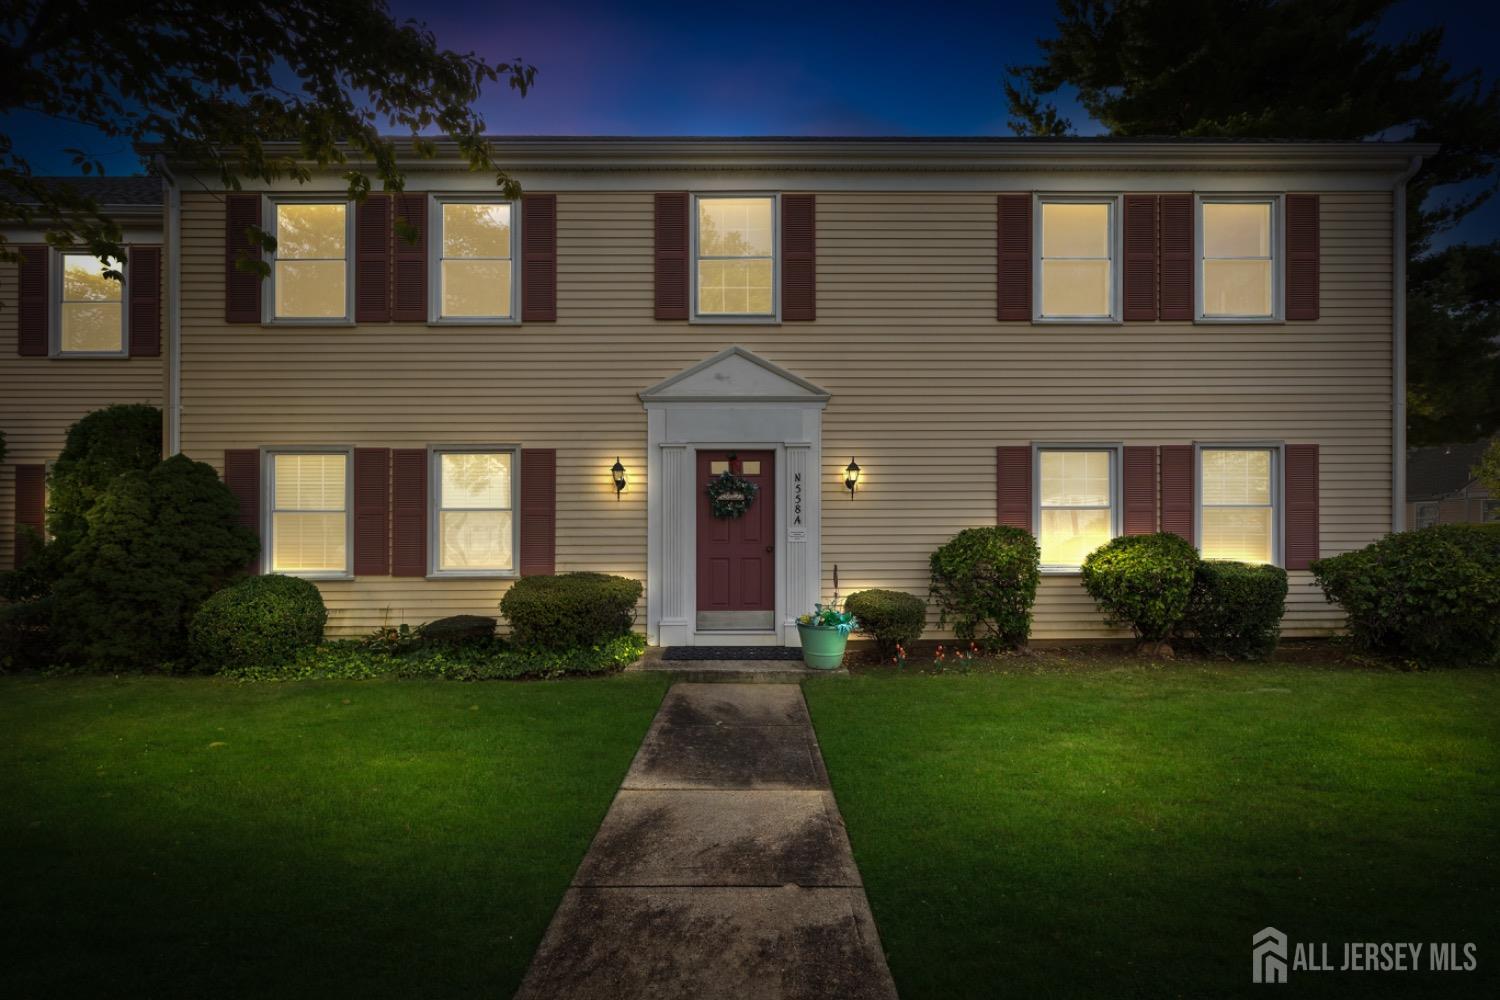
[694,195,776,319]
[1482,500,1499,524]
[57,252,125,354]
[431,449,517,575]
[434,200,515,321]
[1038,199,1115,320]
[267,451,350,576]
[270,201,350,320]
[1415,502,1439,529]
[1200,199,1277,319]
[1199,447,1278,564]
[1037,448,1117,568]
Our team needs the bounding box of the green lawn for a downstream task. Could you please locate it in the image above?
[805,664,1500,999]
[0,674,667,999]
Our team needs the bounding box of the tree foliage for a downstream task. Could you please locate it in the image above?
[1006,0,1500,443]
[47,403,163,553]
[1,0,535,272]
[1473,436,1500,494]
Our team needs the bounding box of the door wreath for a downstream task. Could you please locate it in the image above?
[706,469,759,519]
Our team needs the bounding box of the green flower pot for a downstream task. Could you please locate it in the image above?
[796,622,849,670]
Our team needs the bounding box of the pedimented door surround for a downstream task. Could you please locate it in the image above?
[642,347,828,647]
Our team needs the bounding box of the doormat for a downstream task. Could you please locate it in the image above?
[661,646,805,661]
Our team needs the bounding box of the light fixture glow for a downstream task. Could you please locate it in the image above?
[611,457,627,499]
[844,459,861,498]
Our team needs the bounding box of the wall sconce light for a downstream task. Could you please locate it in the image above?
[611,458,627,499]
[844,458,861,499]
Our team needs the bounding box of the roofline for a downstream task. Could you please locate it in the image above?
[155,137,1440,176]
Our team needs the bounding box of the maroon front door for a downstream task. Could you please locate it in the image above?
[697,450,775,628]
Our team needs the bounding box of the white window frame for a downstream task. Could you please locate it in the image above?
[427,195,521,325]
[261,195,356,325]
[260,446,354,579]
[1414,501,1440,529]
[50,248,128,357]
[1032,443,1123,573]
[1033,194,1123,324]
[691,192,780,324]
[1195,195,1284,323]
[1194,443,1284,567]
[427,445,521,579]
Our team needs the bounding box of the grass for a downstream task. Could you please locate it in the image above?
[804,661,1500,999]
[0,673,668,999]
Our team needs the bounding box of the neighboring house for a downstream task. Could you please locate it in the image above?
[7,138,1431,643]
[1406,440,1497,530]
[1,176,164,569]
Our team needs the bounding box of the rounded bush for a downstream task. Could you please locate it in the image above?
[500,572,643,650]
[1181,561,1288,660]
[845,589,927,659]
[48,403,163,553]
[928,526,1041,651]
[189,574,327,669]
[419,614,498,646]
[1312,524,1500,666]
[1080,533,1199,644]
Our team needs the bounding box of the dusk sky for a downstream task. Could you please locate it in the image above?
[8,0,1499,244]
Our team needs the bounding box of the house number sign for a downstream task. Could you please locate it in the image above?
[789,472,806,541]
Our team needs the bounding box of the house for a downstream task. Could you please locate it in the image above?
[1,176,164,569]
[4,137,1434,645]
[1406,440,1497,529]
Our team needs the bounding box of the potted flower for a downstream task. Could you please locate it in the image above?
[795,603,858,670]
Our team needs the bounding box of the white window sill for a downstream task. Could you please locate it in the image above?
[689,315,782,326]
[1032,317,1122,325]
[1040,567,1085,576]
[1195,316,1284,325]
[49,352,129,359]
[426,571,519,581]
[427,318,521,327]
[262,319,357,328]
[274,572,354,582]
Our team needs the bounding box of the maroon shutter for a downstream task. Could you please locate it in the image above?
[353,448,391,575]
[996,195,1032,321]
[224,193,261,323]
[222,450,261,573]
[521,193,558,322]
[355,195,391,322]
[128,245,162,357]
[782,193,816,321]
[13,464,45,565]
[1122,196,1158,321]
[390,195,427,323]
[654,193,690,320]
[1285,444,1320,570]
[996,445,1032,531]
[519,448,556,576]
[1123,446,1158,535]
[1158,194,1194,321]
[390,448,427,576]
[1159,444,1194,543]
[17,245,48,356]
[1286,194,1320,321]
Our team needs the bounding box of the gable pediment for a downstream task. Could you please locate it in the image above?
[639,346,831,403]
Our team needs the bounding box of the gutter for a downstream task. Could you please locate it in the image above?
[155,155,182,456]
[1393,154,1424,533]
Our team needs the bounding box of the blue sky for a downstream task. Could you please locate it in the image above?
[7,0,1498,243]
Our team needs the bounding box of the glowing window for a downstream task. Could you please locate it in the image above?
[1038,449,1115,567]
[1202,201,1275,318]
[273,202,348,319]
[1200,448,1277,564]
[58,253,124,353]
[438,201,514,319]
[269,452,349,575]
[1039,201,1113,319]
[434,450,515,573]
[695,196,775,317]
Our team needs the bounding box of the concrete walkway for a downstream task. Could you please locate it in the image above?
[514,683,898,1000]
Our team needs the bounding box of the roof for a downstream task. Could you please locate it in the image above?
[6,175,161,206]
[1407,440,1493,501]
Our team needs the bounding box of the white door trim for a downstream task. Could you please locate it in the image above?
[641,348,828,647]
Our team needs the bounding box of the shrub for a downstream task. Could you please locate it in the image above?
[845,589,926,659]
[419,614,497,645]
[0,596,57,672]
[47,404,163,554]
[1312,524,1500,666]
[499,573,642,650]
[50,455,260,670]
[928,527,1041,651]
[1080,533,1199,645]
[189,575,327,669]
[1180,561,1288,660]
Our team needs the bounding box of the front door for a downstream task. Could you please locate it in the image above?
[696,450,775,631]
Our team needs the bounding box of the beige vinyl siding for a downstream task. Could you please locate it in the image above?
[0,257,163,570]
[177,188,1391,638]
